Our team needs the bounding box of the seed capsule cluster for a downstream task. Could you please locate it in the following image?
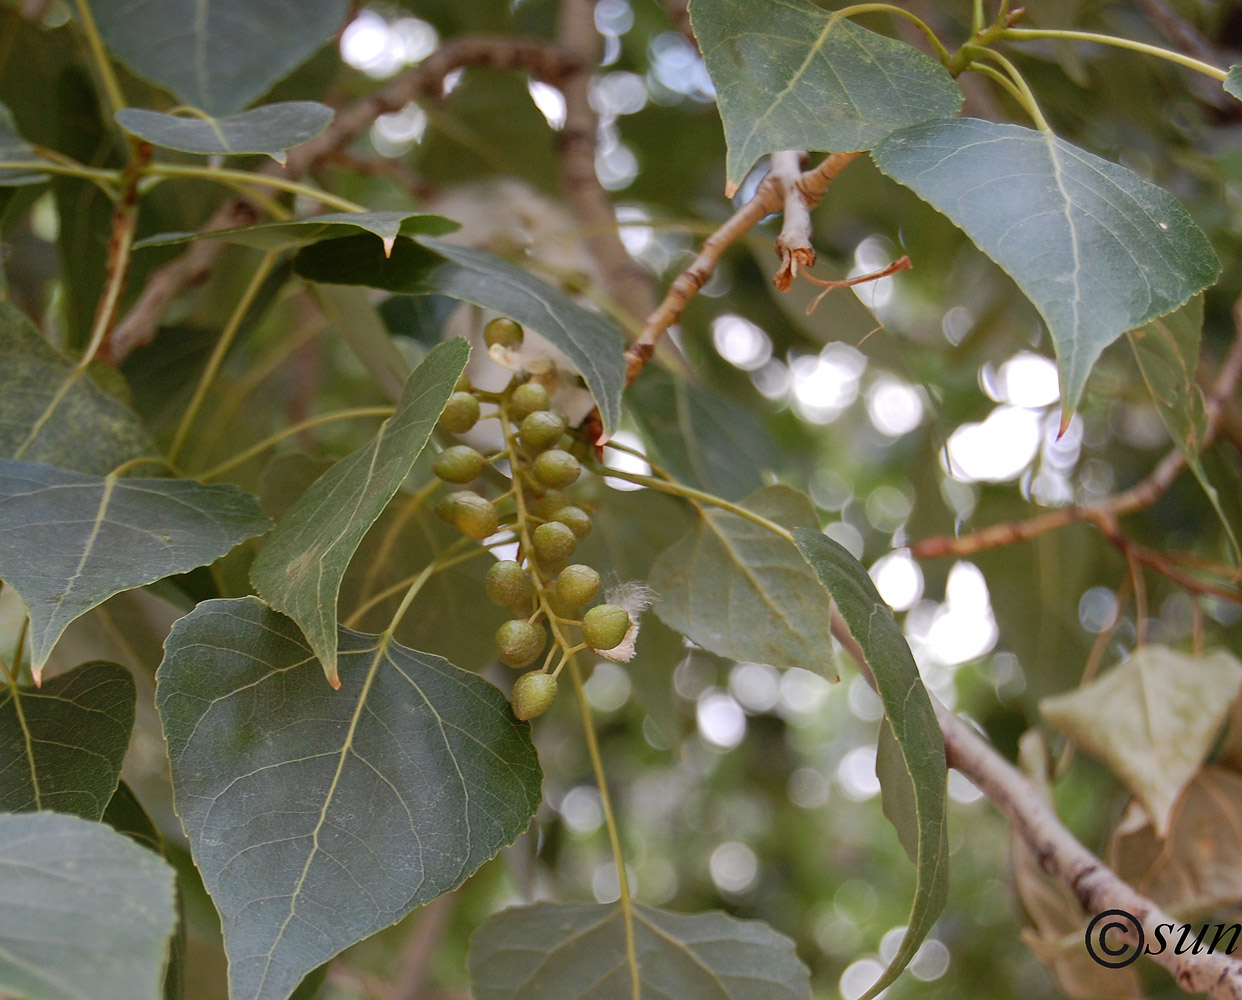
[431,317,634,721]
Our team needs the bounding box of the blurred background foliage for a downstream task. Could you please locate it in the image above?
[4,0,1242,997]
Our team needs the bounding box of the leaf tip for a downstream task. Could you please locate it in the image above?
[724,180,739,198]
[323,662,341,689]
[382,235,396,258]
[267,151,288,167]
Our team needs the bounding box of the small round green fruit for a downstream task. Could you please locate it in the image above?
[432,445,485,484]
[553,505,592,540]
[520,410,566,452]
[485,560,533,609]
[527,489,568,519]
[582,603,630,651]
[511,382,550,421]
[511,671,558,720]
[436,490,497,540]
[484,317,524,349]
[532,521,577,564]
[533,449,580,489]
[556,565,600,608]
[440,392,480,434]
[496,620,546,668]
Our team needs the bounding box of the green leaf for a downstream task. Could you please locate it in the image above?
[0,661,134,818]
[135,211,458,257]
[875,717,918,865]
[115,102,334,163]
[469,901,811,1000]
[650,486,837,678]
[1040,645,1242,836]
[0,302,156,474]
[0,459,272,679]
[793,528,948,1000]
[293,236,627,436]
[1127,296,1239,558]
[250,340,467,686]
[871,118,1221,417]
[0,100,48,186]
[689,0,962,194]
[156,597,542,1000]
[1225,66,1242,101]
[91,0,349,116]
[0,811,178,1000]
[627,366,774,500]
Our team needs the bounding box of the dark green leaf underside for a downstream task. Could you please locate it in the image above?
[135,211,458,253]
[650,486,837,678]
[293,236,627,436]
[116,102,334,161]
[249,338,469,686]
[0,811,177,1000]
[0,660,135,819]
[0,100,47,185]
[157,597,542,1000]
[469,901,811,1000]
[92,0,349,116]
[1225,66,1242,101]
[0,459,272,676]
[872,118,1220,416]
[690,0,962,191]
[794,528,948,1000]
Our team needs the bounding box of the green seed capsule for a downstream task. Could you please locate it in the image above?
[440,392,481,434]
[582,603,630,651]
[533,449,581,489]
[511,671,558,720]
[528,489,569,519]
[496,619,546,668]
[484,316,524,349]
[486,560,533,609]
[556,565,600,608]
[511,382,551,421]
[432,445,485,484]
[520,410,567,452]
[435,490,497,540]
[532,521,577,564]
[553,505,592,540]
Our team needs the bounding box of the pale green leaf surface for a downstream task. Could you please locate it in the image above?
[875,717,918,865]
[0,459,272,678]
[690,0,962,192]
[1041,645,1242,836]
[469,901,811,1000]
[1127,297,1238,556]
[116,102,334,162]
[249,339,468,686]
[793,528,947,1000]
[627,366,773,500]
[1225,66,1242,101]
[0,302,156,475]
[92,0,349,116]
[0,811,177,1000]
[156,597,542,1000]
[0,100,48,185]
[650,486,836,678]
[872,118,1220,415]
[292,236,627,435]
[135,211,457,255]
[0,661,134,819]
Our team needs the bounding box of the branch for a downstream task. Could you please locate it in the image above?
[107,35,578,364]
[830,614,1242,998]
[910,305,1242,560]
[771,151,813,292]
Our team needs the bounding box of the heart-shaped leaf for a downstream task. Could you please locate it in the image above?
[872,118,1220,418]
[249,339,469,687]
[0,811,178,1000]
[293,236,627,436]
[156,597,542,1000]
[0,660,134,818]
[135,211,458,258]
[0,459,272,678]
[468,902,811,1000]
[1041,645,1242,835]
[650,485,837,678]
[0,302,156,474]
[116,102,334,163]
[689,0,962,193]
[91,0,350,116]
[0,100,48,186]
[794,528,948,1000]
[1128,297,1238,557]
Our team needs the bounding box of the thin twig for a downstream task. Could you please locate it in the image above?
[771,150,814,291]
